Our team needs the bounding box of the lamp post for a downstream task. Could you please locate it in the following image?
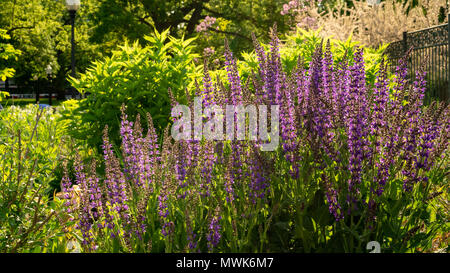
[34,75,39,104]
[46,64,53,105]
[66,0,80,99]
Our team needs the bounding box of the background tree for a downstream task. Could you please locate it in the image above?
[0,28,21,102]
[87,0,291,57]
[0,28,21,82]
[0,0,101,99]
[2,0,445,100]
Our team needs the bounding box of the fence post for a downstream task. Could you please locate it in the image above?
[448,13,450,101]
[403,31,408,54]
[403,31,408,80]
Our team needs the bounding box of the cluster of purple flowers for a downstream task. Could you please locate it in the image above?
[280,0,321,30]
[245,27,448,223]
[207,209,222,252]
[280,0,308,15]
[195,16,217,33]
[62,108,162,250]
[203,47,215,57]
[61,27,449,252]
[280,1,322,14]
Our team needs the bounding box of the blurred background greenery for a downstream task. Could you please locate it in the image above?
[1,0,447,105]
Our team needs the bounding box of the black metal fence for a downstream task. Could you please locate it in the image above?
[384,15,450,102]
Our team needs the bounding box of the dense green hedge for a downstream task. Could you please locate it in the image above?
[64,29,201,151]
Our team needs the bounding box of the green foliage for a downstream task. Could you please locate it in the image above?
[0,28,21,85]
[0,91,10,102]
[259,28,386,82]
[0,0,103,98]
[1,0,64,80]
[64,27,388,152]
[284,28,388,80]
[269,149,449,253]
[192,0,292,57]
[0,106,62,252]
[64,103,448,253]
[207,28,388,90]
[64,28,201,150]
[0,104,94,252]
[0,105,75,194]
[88,0,291,57]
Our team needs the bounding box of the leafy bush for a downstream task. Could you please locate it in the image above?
[0,105,82,194]
[0,106,64,252]
[61,30,449,253]
[0,28,21,103]
[65,28,201,151]
[0,106,69,172]
[0,104,95,252]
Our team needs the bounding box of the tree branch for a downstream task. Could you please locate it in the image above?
[202,5,259,26]
[185,5,204,34]
[7,26,35,35]
[137,16,153,28]
[207,27,252,42]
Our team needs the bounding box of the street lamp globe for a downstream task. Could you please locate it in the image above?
[66,0,80,11]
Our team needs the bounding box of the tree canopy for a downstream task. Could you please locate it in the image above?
[0,0,446,95]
